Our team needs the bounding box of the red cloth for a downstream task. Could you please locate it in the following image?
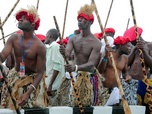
[77,13,94,23]
[16,11,40,30]
[57,37,68,45]
[123,26,143,42]
[35,34,46,42]
[104,28,115,34]
[114,36,130,45]
[94,32,103,40]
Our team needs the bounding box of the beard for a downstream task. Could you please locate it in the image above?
[18,22,32,32]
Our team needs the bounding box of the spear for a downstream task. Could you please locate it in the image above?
[0,17,5,44]
[53,16,84,114]
[91,0,131,114]
[0,31,18,40]
[61,0,69,39]
[104,0,114,29]
[130,0,152,112]
[36,0,40,10]
[0,64,21,114]
[126,18,130,30]
[0,0,20,27]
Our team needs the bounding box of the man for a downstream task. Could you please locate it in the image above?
[124,26,152,112]
[100,27,115,57]
[98,36,131,106]
[60,3,103,106]
[0,6,48,109]
[44,28,65,105]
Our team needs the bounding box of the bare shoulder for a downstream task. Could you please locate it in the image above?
[92,35,101,49]
[34,37,46,53]
[147,42,152,49]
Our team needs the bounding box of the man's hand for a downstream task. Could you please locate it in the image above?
[47,85,52,96]
[65,64,75,72]
[18,92,30,106]
[137,40,149,53]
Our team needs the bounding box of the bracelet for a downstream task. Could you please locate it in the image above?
[75,65,78,72]
[30,84,36,91]
[102,57,107,62]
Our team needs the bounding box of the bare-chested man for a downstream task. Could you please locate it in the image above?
[0,6,48,109]
[60,4,102,106]
[98,36,131,106]
[125,26,152,112]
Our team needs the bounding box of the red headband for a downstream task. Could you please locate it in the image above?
[77,13,94,24]
[16,11,40,30]
[104,28,115,34]
[123,26,143,42]
[94,32,103,40]
[114,36,130,45]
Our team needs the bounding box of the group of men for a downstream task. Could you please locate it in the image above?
[0,3,152,113]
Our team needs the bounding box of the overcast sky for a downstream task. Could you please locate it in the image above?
[0,0,152,50]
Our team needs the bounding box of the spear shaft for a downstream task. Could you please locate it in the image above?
[53,16,84,114]
[91,0,131,114]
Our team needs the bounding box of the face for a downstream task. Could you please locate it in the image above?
[78,17,90,30]
[18,15,33,31]
[120,42,132,55]
[44,32,51,44]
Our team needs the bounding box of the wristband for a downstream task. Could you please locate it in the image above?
[102,57,107,62]
[75,65,78,72]
[30,84,36,91]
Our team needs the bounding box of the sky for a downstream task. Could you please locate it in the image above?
[0,0,152,51]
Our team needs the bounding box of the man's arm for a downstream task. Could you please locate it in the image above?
[122,55,131,81]
[0,34,15,63]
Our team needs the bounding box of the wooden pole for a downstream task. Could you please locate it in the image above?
[0,17,5,44]
[0,31,17,40]
[36,0,40,10]
[130,0,152,112]
[104,0,114,29]
[0,64,21,114]
[53,16,84,114]
[61,0,69,39]
[126,18,130,30]
[91,0,131,114]
[0,0,20,27]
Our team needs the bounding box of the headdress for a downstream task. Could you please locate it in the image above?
[94,32,103,40]
[104,28,115,34]
[15,6,40,30]
[114,36,130,45]
[77,3,95,24]
[123,26,143,42]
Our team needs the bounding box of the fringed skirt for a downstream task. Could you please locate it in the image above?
[0,68,48,110]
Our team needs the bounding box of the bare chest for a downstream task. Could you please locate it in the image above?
[13,39,37,61]
[74,40,93,56]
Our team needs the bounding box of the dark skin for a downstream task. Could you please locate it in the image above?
[128,38,152,80]
[60,16,101,72]
[44,29,59,96]
[0,15,46,106]
[5,49,15,70]
[98,43,131,88]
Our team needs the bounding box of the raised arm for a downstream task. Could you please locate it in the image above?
[0,34,15,63]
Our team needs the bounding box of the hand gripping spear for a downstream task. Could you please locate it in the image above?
[130,0,152,112]
[0,63,21,114]
[53,16,84,114]
[91,0,131,114]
